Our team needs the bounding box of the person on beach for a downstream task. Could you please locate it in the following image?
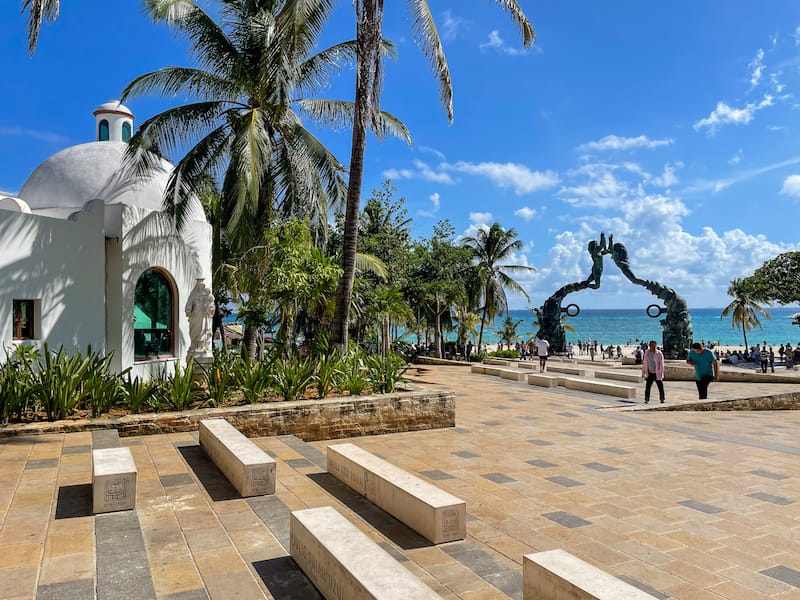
[535,336,550,372]
[760,346,769,373]
[769,347,775,373]
[686,342,719,399]
[641,340,665,404]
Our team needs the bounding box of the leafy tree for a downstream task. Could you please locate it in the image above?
[496,317,524,348]
[720,278,771,350]
[743,252,800,306]
[331,0,535,348]
[462,223,535,350]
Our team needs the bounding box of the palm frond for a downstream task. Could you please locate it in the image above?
[22,0,59,54]
[407,0,453,122]
[121,67,240,104]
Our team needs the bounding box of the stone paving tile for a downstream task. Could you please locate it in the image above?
[525,459,557,468]
[763,565,800,588]
[420,469,456,481]
[582,461,619,472]
[545,476,584,488]
[748,491,795,506]
[452,451,480,459]
[480,472,517,484]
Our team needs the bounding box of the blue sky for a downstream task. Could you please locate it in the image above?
[1,1,799,310]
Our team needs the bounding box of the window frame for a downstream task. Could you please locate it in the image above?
[12,299,37,341]
[98,119,110,141]
[133,268,176,362]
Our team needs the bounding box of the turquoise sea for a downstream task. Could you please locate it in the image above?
[472,306,800,349]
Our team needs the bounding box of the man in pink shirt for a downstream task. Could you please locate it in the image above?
[641,340,665,404]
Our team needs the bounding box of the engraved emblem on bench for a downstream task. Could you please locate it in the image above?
[442,509,460,535]
[104,478,127,503]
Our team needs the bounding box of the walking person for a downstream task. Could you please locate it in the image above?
[769,347,775,373]
[641,340,665,404]
[760,346,769,373]
[686,342,719,400]
[535,336,550,372]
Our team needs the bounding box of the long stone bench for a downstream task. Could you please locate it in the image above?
[528,373,559,388]
[291,506,441,599]
[546,365,587,376]
[480,366,528,381]
[559,377,637,399]
[595,370,643,383]
[470,364,487,374]
[524,549,657,599]
[92,447,137,514]
[327,443,465,544]
[485,358,514,366]
[199,418,276,497]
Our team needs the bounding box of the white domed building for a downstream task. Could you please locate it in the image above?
[0,101,212,377]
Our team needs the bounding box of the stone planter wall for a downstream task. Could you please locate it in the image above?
[0,388,456,441]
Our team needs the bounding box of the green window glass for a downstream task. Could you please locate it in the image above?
[134,270,173,360]
[99,119,109,141]
[122,122,132,142]
[12,300,35,340]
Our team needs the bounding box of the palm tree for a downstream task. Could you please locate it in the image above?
[496,317,524,348]
[120,0,407,252]
[22,0,58,54]
[462,223,536,350]
[331,0,535,348]
[721,278,771,351]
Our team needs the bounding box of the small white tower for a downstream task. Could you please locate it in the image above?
[93,100,134,143]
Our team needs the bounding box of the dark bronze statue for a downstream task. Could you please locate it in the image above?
[535,234,692,357]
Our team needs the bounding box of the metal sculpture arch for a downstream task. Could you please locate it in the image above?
[533,233,693,358]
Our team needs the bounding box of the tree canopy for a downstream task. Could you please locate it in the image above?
[743,252,800,305]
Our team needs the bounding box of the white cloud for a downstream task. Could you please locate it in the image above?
[795,25,800,46]
[469,211,493,224]
[429,192,441,211]
[693,94,774,134]
[684,156,800,195]
[419,145,446,161]
[442,161,560,194]
[728,149,743,165]
[770,73,785,94]
[479,30,526,56]
[651,163,680,188]
[441,10,468,42]
[749,48,765,88]
[514,206,537,221]
[0,126,69,144]
[417,192,441,218]
[382,160,453,184]
[780,174,800,197]
[578,135,673,152]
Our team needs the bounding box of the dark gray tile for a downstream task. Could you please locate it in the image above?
[678,499,725,515]
[601,446,630,455]
[36,579,94,600]
[492,405,511,410]
[593,424,616,430]
[582,462,618,473]
[277,435,327,470]
[750,469,789,480]
[159,473,194,488]
[484,570,523,599]
[561,431,585,437]
[543,511,591,528]
[441,541,516,578]
[481,472,517,484]
[420,469,455,481]
[516,415,537,421]
[683,449,715,457]
[248,495,292,549]
[62,445,91,455]
[95,512,156,600]
[92,429,120,450]
[558,412,579,418]
[159,589,210,600]
[378,541,409,562]
[617,575,670,599]
[252,556,323,600]
[26,458,59,469]
[452,427,470,434]
[452,450,480,459]
[285,458,315,469]
[762,565,800,588]
[748,492,794,506]
[545,476,583,488]
[526,459,557,468]
[527,439,553,446]
[482,420,503,426]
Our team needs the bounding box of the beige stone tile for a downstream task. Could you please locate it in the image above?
[38,552,94,585]
[151,561,204,597]
[193,547,247,577]
[44,532,93,557]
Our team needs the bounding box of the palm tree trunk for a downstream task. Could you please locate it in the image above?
[243,323,258,361]
[331,0,383,349]
[742,323,748,352]
[434,310,442,358]
[477,306,487,352]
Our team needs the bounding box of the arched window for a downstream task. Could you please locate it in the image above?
[122,121,132,142]
[134,269,174,361]
[98,119,110,141]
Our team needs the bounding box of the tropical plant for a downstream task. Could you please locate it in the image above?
[0,345,38,422]
[331,1,534,348]
[314,351,344,399]
[336,347,368,396]
[271,357,315,402]
[234,358,272,404]
[742,251,800,305]
[166,359,197,411]
[364,352,408,394]
[81,350,126,417]
[496,317,524,347]
[21,0,58,54]
[462,223,536,350]
[28,345,92,421]
[204,349,238,408]
[721,278,771,350]
[122,374,161,415]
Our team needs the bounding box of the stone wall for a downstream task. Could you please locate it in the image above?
[0,388,455,441]
[664,364,800,383]
[652,391,800,411]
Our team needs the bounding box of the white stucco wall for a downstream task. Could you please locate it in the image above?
[0,200,107,355]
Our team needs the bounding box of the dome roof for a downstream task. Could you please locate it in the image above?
[93,100,134,118]
[18,142,205,222]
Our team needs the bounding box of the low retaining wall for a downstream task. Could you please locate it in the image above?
[416,356,473,367]
[651,390,800,411]
[0,387,456,441]
[664,365,800,383]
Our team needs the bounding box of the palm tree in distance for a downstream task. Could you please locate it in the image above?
[120,0,409,251]
[22,0,58,54]
[462,223,536,351]
[330,0,535,348]
[721,278,771,351]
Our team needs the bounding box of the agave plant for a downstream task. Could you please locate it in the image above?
[121,374,161,415]
[234,357,272,404]
[271,357,315,402]
[166,359,198,411]
[314,351,344,399]
[364,352,408,394]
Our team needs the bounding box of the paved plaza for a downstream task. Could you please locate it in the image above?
[1,364,800,599]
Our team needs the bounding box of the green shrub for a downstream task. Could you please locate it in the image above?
[314,351,343,399]
[364,352,408,394]
[336,347,367,396]
[487,350,519,359]
[0,346,38,422]
[204,350,239,408]
[81,349,125,417]
[30,345,95,421]
[166,359,197,410]
[121,375,160,414]
[235,358,272,404]
[271,357,314,401]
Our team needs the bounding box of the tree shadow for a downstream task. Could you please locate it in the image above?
[176,444,239,502]
[54,484,92,519]
[251,556,323,600]
[306,473,431,550]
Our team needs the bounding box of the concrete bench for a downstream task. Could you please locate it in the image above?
[546,365,587,376]
[524,549,657,599]
[481,366,528,381]
[327,443,465,544]
[485,358,514,366]
[595,370,643,383]
[92,447,137,514]
[559,377,637,399]
[528,373,559,388]
[199,418,276,497]
[470,364,487,374]
[291,506,441,599]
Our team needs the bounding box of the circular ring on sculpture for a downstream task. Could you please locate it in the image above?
[646,304,666,318]
[563,303,580,317]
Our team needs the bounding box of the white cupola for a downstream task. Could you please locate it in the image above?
[93,100,134,143]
